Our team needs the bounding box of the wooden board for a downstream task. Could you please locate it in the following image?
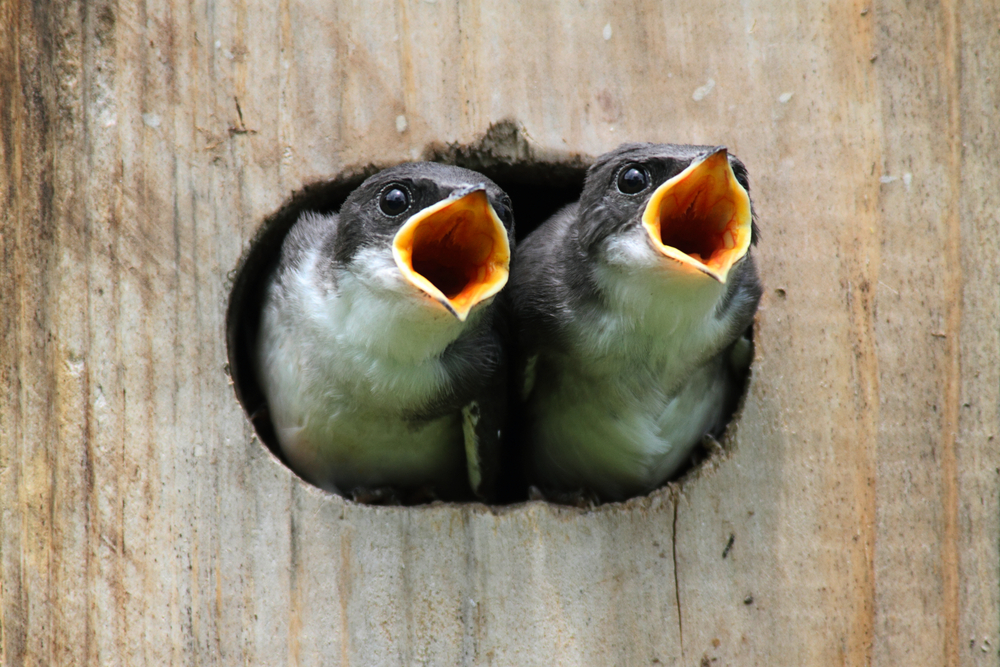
[2,0,997,664]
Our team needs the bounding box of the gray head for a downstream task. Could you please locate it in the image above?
[575,143,758,284]
[333,163,513,262]
[328,162,515,320]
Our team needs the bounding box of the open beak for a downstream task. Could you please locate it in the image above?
[641,147,752,283]
[392,186,511,321]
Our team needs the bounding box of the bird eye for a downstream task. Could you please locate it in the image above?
[379,186,410,216]
[617,165,650,194]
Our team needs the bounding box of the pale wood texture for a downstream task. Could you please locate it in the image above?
[2,0,998,665]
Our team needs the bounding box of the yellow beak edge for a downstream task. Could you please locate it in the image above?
[641,148,752,283]
[392,188,511,321]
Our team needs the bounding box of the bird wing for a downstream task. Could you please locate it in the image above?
[461,292,516,503]
[462,390,503,502]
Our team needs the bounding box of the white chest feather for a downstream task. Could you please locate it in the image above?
[530,232,743,498]
[256,246,469,492]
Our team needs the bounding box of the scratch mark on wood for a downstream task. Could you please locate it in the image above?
[722,533,735,559]
[672,496,683,654]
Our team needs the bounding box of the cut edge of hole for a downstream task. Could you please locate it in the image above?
[225,123,756,510]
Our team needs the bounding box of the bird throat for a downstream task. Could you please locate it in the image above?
[393,189,510,321]
[411,212,486,299]
[641,149,751,283]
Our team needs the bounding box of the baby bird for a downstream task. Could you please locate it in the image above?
[511,143,761,501]
[255,163,515,502]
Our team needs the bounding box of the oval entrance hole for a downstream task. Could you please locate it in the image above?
[225,127,753,505]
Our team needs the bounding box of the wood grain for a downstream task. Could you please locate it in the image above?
[2,0,997,664]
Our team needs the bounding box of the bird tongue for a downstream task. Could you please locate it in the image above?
[641,148,752,283]
[392,188,510,321]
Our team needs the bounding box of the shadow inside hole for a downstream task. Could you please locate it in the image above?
[225,155,753,505]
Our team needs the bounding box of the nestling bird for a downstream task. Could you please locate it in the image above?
[255,163,514,502]
[510,143,762,501]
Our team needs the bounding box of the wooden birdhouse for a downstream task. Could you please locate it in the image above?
[2,2,998,665]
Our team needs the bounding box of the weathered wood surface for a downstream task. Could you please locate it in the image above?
[2,1,998,665]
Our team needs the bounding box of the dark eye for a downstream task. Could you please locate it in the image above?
[617,165,650,194]
[379,186,410,216]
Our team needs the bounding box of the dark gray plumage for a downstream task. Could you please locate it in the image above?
[255,163,515,502]
[511,143,762,501]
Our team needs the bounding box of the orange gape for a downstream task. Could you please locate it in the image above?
[641,150,751,283]
[392,189,511,320]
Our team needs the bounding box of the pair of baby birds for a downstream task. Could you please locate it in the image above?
[255,142,762,504]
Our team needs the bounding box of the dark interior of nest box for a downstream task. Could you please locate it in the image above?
[225,151,753,506]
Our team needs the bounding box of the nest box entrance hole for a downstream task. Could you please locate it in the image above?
[225,126,754,505]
